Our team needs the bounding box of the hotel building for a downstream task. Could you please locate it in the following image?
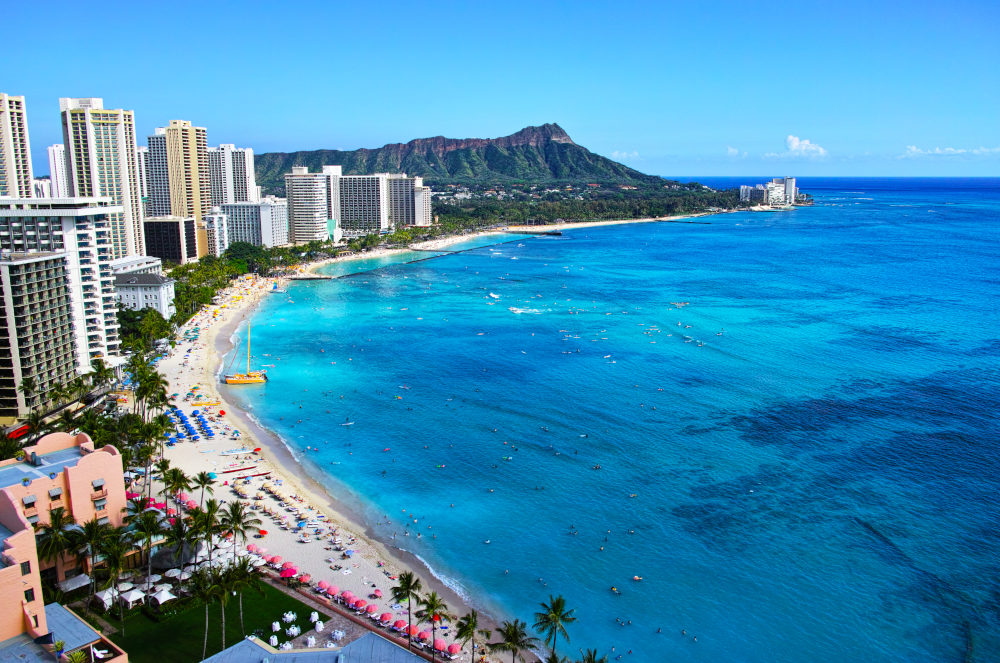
[0,431,128,661]
[0,252,76,421]
[220,197,288,248]
[32,179,51,198]
[339,173,390,238]
[109,255,162,276]
[143,216,198,265]
[114,273,175,320]
[135,145,149,207]
[60,98,144,259]
[285,166,340,243]
[146,121,211,222]
[387,174,432,228]
[208,144,259,206]
[203,208,229,257]
[0,197,122,373]
[0,94,34,199]
[47,144,68,198]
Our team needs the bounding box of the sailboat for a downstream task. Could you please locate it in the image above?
[225,323,268,384]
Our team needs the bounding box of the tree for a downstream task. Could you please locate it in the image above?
[220,500,261,564]
[35,507,78,571]
[98,526,134,635]
[534,594,576,653]
[417,592,452,662]
[228,556,263,636]
[214,567,234,650]
[163,466,191,512]
[76,517,111,604]
[576,650,608,663]
[24,410,48,446]
[18,376,37,408]
[64,651,87,663]
[189,567,222,660]
[88,358,116,392]
[153,458,171,503]
[0,430,22,461]
[192,498,222,566]
[391,571,423,650]
[489,619,539,663]
[192,471,215,508]
[456,610,491,663]
[130,509,165,586]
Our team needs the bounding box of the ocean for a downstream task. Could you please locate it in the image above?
[224,177,1000,662]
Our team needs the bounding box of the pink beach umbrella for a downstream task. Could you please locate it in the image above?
[327,585,339,596]
[406,625,420,637]
[279,568,296,578]
[185,500,197,509]
[247,544,258,553]
[373,588,383,598]
[299,574,312,584]
[353,599,367,610]
[380,612,393,623]
[447,643,461,655]
[393,620,407,631]
[271,556,283,565]
[281,561,296,569]
[166,507,177,515]
[365,604,378,614]
[434,639,447,652]
[417,631,431,641]
[126,491,139,499]
[317,580,330,591]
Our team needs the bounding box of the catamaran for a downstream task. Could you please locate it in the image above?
[225,323,268,384]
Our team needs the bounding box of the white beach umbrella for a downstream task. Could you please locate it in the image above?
[116,582,134,592]
[164,568,182,579]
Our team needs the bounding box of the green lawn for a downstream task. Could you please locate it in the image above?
[102,583,331,663]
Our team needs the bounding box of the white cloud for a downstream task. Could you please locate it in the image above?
[611,150,640,162]
[726,145,739,157]
[901,145,1000,158]
[763,135,828,159]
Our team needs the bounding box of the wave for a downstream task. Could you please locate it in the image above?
[412,551,473,605]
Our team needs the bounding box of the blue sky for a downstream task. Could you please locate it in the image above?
[7,0,999,177]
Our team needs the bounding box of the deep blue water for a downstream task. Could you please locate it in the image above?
[225,178,1000,662]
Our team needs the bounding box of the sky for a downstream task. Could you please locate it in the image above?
[6,0,999,177]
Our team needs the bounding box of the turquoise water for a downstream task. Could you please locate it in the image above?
[225,178,1000,662]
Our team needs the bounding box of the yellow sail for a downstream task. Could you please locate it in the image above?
[225,323,268,385]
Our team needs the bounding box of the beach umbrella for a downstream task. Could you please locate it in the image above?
[116,582,134,592]
[219,410,225,415]
[326,584,339,596]
[164,568,182,579]
[418,631,431,641]
[281,561,295,569]
[380,612,393,623]
[373,589,383,598]
[353,599,367,609]
[146,574,162,583]
[299,574,312,584]
[258,529,268,536]
[407,625,420,637]
[340,590,353,600]
[317,580,329,591]
[343,549,354,557]
[365,604,378,615]
[434,639,447,652]
[448,643,461,655]
[279,568,296,578]
[185,500,197,509]
[251,558,266,567]
[271,555,283,565]
[393,620,407,631]
[247,544,258,553]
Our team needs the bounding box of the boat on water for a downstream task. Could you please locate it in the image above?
[225,323,268,384]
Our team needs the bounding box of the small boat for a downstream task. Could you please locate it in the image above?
[225,323,268,384]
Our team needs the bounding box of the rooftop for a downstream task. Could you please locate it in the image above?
[0,197,122,216]
[202,633,424,663]
[0,634,50,663]
[0,446,86,491]
[114,273,172,287]
[44,603,102,652]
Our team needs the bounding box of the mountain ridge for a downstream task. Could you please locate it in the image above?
[254,124,663,193]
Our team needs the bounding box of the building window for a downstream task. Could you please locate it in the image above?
[94,498,107,511]
[97,516,109,525]
[24,588,35,603]
[21,561,30,576]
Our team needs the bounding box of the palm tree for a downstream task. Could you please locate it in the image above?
[163,513,196,571]
[99,526,134,635]
[544,652,569,663]
[89,358,115,393]
[456,611,492,663]
[228,556,263,636]
[391,571,423,650]
[417,592,452,662]
[220,500,261,564]
[18,376,37,409]
[76,517,111,604]
[192,498,222,566]
[130,510,165,584]
[0,430,22,461]
[35,507,78,575]
[48,381,66,408]
[24,410,48,446]
[214,567,235,650]
[164,467,192,511]
[192,471,215,508]
[576,649,608,663]
[489,619,540,663]
[534,594,576,653]
[153,458,171,503]
[189,567,222,660]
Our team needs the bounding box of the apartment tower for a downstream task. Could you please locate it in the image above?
[59,98,144,258]
[285,166,339,243]
[0,94,34,198]
[146,120,210,221]
[208,144,259,206]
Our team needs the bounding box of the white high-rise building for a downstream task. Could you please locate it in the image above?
[208,144,259,206]
[32,179,51,198]
[47,144,69,197]
[339,173,389,238]
[0,93,34,198]
[414,185,432,227]
[221,197,288,247]
[285,166,339,243]
[136,145,149,203]
[204,208,229,257]
[387,174,432,227]
[0,197,123,370]
[60,98,145,259]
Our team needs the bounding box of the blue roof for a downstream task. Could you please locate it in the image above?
[201,633,424,663]
[0,447,87,491]
[44,603,102,651]
[0,634,50,663]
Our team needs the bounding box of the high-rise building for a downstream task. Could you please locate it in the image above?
[339,173,390,238]
[387,174,431,227]
[60,98,144,259]
[414,185,433,227]
[0,94,34,199]
[136,145,149,205]
[143,216,198,265]
[204,208,229,257]
[221,197,288,247]
[47,144,68,198]
[0,252,76,420]
[0,197,122,371]
[146,120,210,222]
[31,179,51,198]
[285,166,338,243]
[208,144,259,206]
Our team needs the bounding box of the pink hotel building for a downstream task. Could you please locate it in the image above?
[0,432,127,661]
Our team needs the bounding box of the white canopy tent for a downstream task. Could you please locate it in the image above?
[150,589,177,606]
[118,589,146,608]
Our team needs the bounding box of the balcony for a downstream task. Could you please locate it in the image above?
[90,488,107,500]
